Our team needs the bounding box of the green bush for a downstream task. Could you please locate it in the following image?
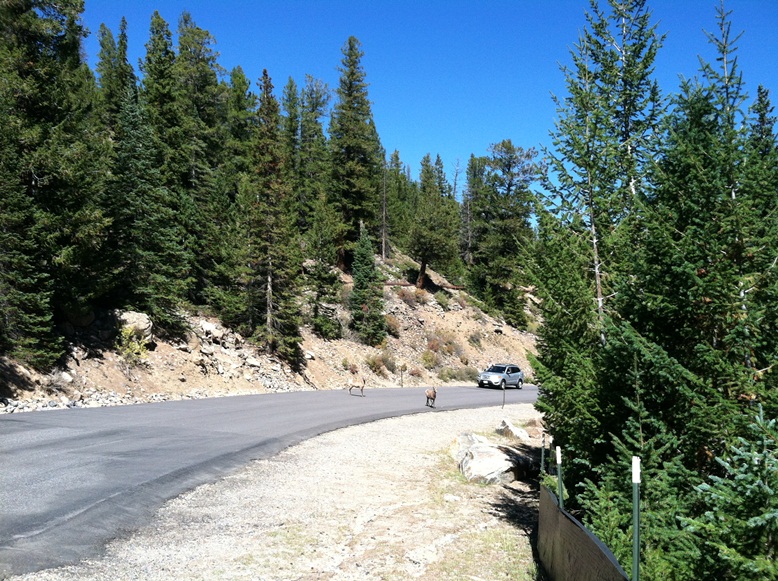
[365,354,386,376]
[434,291,450,310]
[421,349,440,370]
[438,366,479,383]
[313,315,341,340]
[381,349,397,373]
[116,326,148,367]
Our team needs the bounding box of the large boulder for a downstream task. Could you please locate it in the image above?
[117,311,153,344]
[495,419,532,442]
[459,443,519,485]
[449,432,490,464]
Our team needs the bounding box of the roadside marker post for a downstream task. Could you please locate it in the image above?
[632,456,641,581]
[556,446,563,511]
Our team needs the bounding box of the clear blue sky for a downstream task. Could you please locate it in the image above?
[80,1,778,187]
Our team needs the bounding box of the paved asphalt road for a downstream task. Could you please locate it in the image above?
[0,384,538,576]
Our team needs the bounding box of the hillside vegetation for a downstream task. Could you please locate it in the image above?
[0,256,536,410]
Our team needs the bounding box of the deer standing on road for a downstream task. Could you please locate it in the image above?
[348,377,366,397]
[425,386,437,408]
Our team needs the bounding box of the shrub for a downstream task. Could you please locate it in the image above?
[342,358,358,374]
[313,315,341,340]
[414,288,428,304]
[385,314,401,338]
[468,332,482,349]
[116,326,148,368]
[365,354,386,376]
[397,288,416,308]
[434,291,450,310]
[427,329,462,357]
[409,367,423,377]
[421,349,440,370]
[438,366,479,383]
[381,349,397,374]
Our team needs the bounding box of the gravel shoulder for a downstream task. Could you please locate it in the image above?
[17,403,543,581]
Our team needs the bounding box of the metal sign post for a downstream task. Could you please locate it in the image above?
[632,456,641,581]
[556,446,563,511]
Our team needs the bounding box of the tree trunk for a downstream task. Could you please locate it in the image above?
[417,260,427,289]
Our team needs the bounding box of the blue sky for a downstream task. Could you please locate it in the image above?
[80,1,778,187]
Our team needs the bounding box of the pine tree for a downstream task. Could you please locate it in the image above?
[329,36,383,266]
[281,77,302,216]
[385,149,417,253]
[95,17,135,131]
[241,70,302,366]
[172,11,228,301]
[105,86,191,333]
[0,69,60,367]
[298,75,331,235]
[467,140,538,327]
[0,0,112,355]
[534,0,664,488]
[350,228,385,346]
[139,10,197,300]
[204,66,259,323]
[407,154,459,289]
[306,191,346,340]
[682,407,778,580]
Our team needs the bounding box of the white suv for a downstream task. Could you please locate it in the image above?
[477,364,524,389]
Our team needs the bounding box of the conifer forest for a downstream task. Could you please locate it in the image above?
[1,1,777,578]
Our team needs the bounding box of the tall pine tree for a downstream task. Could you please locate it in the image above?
[329,36,383,267]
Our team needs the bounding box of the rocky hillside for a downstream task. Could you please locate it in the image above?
[0,258,537,413]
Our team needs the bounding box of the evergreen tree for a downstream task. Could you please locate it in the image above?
[329,36,383,266]
[298,75,331,235]
[468,140,538,327]
[350,228,385,346]
[407,154,459,289]
[460,154,486,268]
[0,0,112,354]
[139,10,197,298]
[682,407,778,580]
[95,17,135,131]
[0,66,60,367]
[105,86,191,333]
[281,76,302,214]
[305,191,346,340]
[534,0,664,488]
[172,11,228,301]
[241,70,302,366]
[385,149,417,253]
[204,66,259,322]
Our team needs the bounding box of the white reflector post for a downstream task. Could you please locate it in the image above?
[632,456,641,484]
[556,446,562,465]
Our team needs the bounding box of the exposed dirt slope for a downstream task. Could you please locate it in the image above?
[1,257,537,410]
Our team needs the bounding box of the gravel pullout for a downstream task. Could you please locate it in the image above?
[15,403,542,581]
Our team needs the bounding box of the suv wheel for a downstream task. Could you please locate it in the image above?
[500,380,506,390]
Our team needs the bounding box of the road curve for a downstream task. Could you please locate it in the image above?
[0,384,537,576]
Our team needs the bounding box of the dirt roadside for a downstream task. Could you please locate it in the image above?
[16,403,544,581]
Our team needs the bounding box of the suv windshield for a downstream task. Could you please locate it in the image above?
[487,365,506,373]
